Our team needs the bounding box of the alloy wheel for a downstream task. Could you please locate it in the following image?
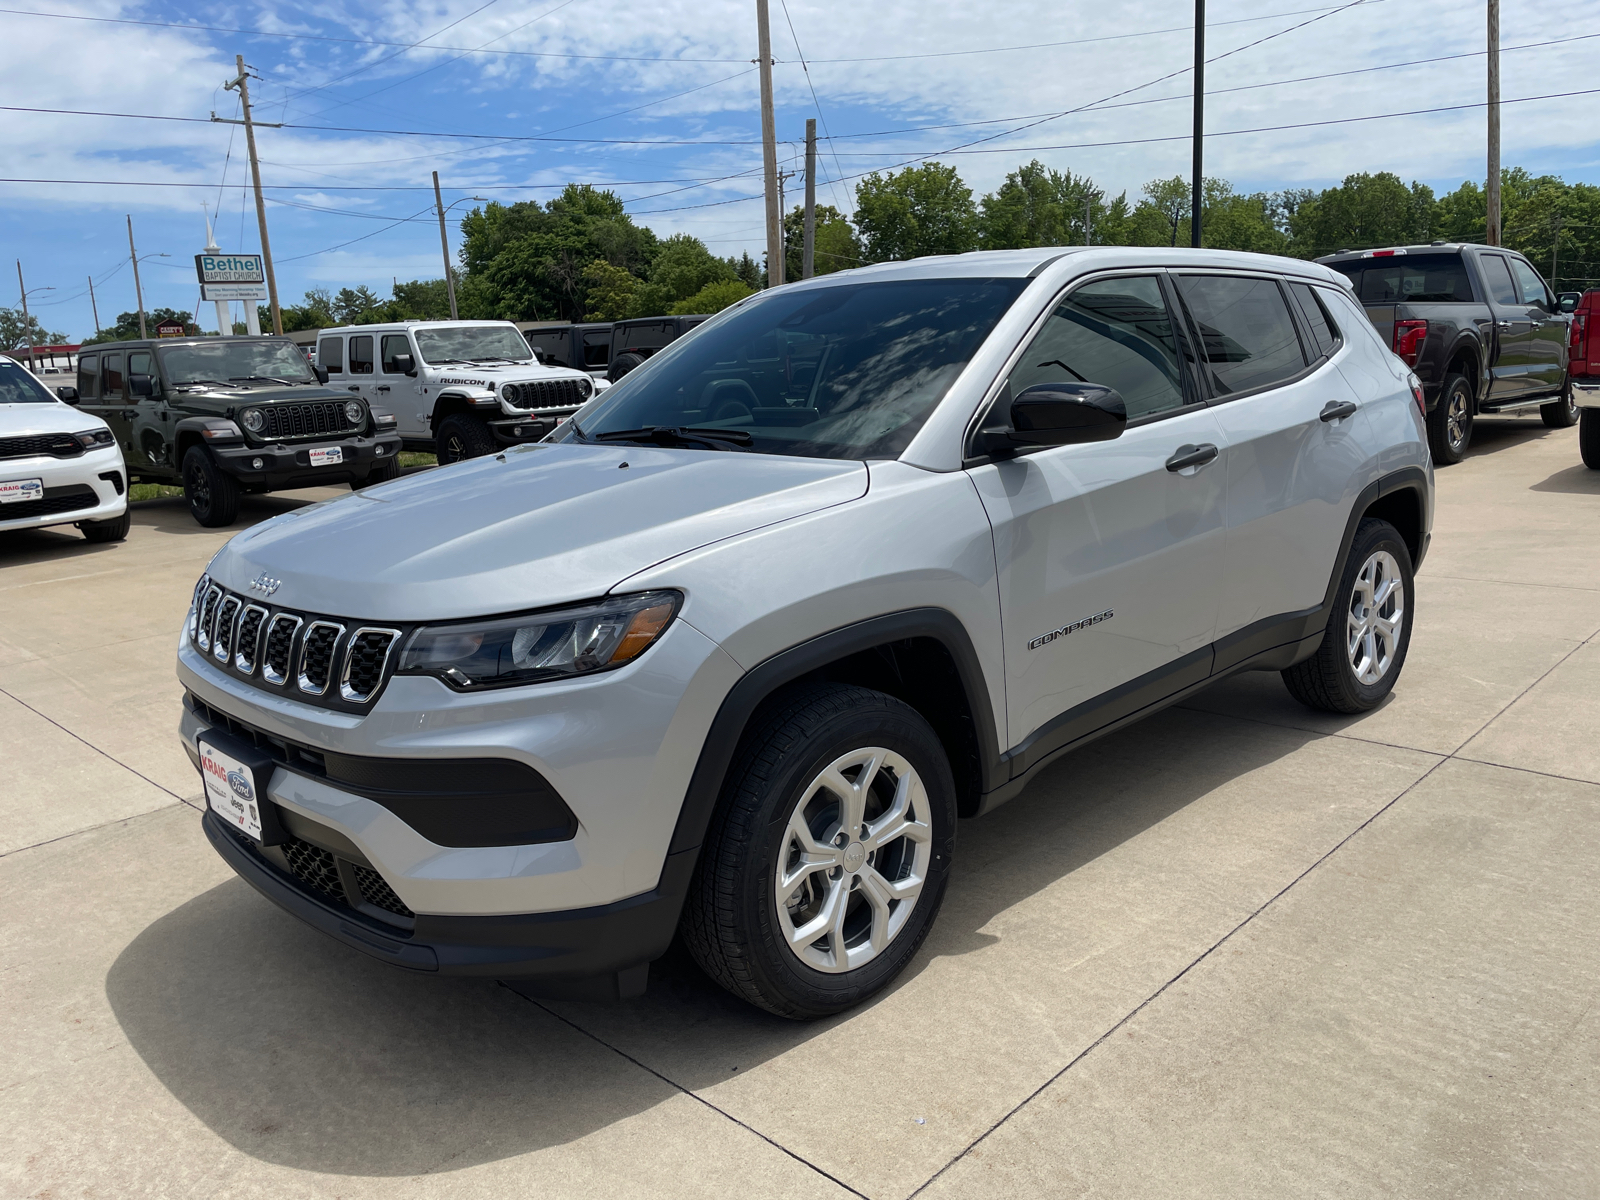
[1445,390,1469,451]
[186,465,210,513]
[774,746,933,974]
[1347,549,1405,685]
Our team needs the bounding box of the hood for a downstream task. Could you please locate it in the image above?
[175,383,354,404]
[211,443,868,620]
[426,361,589,388]
[0,401,106,436]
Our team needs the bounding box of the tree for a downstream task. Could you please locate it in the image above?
[672,279,753,315]
[978,160,1099,249]
[0,307,65,351]
[782,204,862,280]
[332,285,382,325]
[650,233,735,301]
[582,260,639,322]
[732,251,763,290]
[853,163,978,263]
[1286,172,1434,256]
[81,308,197,345]
[1128,176,1191,247]
[266,288,335,333]
[1198,179,1287,254]
[388,278,452,320]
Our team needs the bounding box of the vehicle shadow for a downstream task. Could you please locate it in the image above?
[1466,416,1560,457]
[1529,462,1600,495]
[104,704,1320,1175]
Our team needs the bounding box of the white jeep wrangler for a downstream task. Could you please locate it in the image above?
[315,320,598,463]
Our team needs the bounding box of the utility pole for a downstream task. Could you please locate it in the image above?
[16,262,37,371]
[433,171,460,320]
[802,118,817,279]
[1486,0,1500,247]
[756,0,781,288]
[1551,214,1562,287]
[776,168,795,284]
[225,55,283,334]
[127,215,147,340]
[87,274,101,336]
[1190,0,1205,249]
[1084,193,1095,246]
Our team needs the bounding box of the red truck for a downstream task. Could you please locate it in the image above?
[1569,289,1600,468]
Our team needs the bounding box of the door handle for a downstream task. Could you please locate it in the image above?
[376,385,390,393]
[1166,443,1219,472]
[1495,320,1512,331]
[121,409,139,419]
[347,385,361,392]
[1319,400,1358,423]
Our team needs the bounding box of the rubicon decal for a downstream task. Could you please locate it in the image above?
[1029,609,1114,650]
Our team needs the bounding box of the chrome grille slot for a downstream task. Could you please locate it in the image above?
[196,585,222,653]
[262,613,302,685]
[297,621,345,695]
[211,596,242,663]
[234,604,268,674]
[340,628,401,703]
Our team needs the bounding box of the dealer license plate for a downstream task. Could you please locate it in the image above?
[199,737,266,841]
[309,446,344,467]
[0,477,43,504]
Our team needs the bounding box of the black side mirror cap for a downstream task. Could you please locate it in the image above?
[391,353,415,376]
[129,373,154,398]
[56,385,80,404]
[978,382,1127,456]
[314,364,330,384]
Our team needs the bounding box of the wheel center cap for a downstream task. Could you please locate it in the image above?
[842,841,866,872]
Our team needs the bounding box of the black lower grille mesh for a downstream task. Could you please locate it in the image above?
[300,625,339,690]
[352,864,415,918]
[0,434,83,461]
[1,486,97,521]
[282,837,346,903]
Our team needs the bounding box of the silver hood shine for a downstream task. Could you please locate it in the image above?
[209,443,868,620]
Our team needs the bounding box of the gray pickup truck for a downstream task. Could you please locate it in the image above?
[1319,244,1575,463]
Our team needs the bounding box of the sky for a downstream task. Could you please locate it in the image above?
[3,0,1596,343]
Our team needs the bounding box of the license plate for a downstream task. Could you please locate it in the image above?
[309,446,344,467]
[0,477,43,504]
[199,737,266,841]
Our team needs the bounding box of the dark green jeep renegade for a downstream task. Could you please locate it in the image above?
[57,336,402,527]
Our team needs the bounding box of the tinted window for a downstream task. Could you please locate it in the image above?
[318,337,343,373]
[1009,275,1187,421]
[381,334,412,373]
[0,360,58,404]
[158,340,314,385]
[349,335,374,375]
[1328,254,1475,303]
[582,329,611,366]
[1509,257,1552,309]
[1177,275,1306,395]
[1290,282,1340,359]
[78,354,99,400]
[567,277,1028,461]
[1481,255,1520,306]
[128,350,154,381]
[103,353,125,396]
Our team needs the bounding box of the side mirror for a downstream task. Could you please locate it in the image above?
[314,364,330,384]
[1557,292,1582,314]
[391,353,415,376]
[978,382,1127,457]
[56,385,80,404]
[129,374,154,398]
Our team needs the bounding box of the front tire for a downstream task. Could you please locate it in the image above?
[181,446,240,528]
[1541,380,1579,428]
[78,510,131,542]
[357,456,400,487]
[682,684,957,1019]
[1282,518,1415,714]
[1580,408,1600,469]
[434,414,496,464]
[1428,373,1473,465]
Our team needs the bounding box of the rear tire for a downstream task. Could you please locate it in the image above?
[1541,380,1579,428]
[181,446,240,528]
[78,510,131,542]
[681,683,957,1019]
[1282,518,1415,714]
[434,415,496,465]
[1427,373,1473,465]
[1580,408,1600,469]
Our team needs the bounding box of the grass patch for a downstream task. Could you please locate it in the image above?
[399,451,437,469]
[130,483,185,501]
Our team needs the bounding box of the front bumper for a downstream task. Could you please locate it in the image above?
[212,431,403,488]
[0,445,127,532]
[489,409,580,445]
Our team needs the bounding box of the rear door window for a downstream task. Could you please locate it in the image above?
[349,335,374,375]
[1176,275,1307,396]
[582,329,611,366]
[1481,255,1521,306]
[102,353,125,397]
[318,337,344,373]
[1289,282,1341,360]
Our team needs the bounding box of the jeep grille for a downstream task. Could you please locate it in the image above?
[258,401,358,440]
[502,379,586,410]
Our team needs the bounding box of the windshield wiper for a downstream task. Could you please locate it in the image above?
[469,357,527,364]
[173,379,234,389]
[231,376,301,386]
[590,426,754,451]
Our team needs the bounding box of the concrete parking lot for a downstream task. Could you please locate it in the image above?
[3,419,1598,1199]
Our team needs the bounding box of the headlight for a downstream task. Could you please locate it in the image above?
[578,378,593,398]
[240,408,265,433]
[398,590,681,689]
[502,383,519,403]
[344,400,364,424]
[73,428,115,448]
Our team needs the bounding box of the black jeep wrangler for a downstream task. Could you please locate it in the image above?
[59,336,402,527]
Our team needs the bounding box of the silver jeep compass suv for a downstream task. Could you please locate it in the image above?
[178,248,1432,1018]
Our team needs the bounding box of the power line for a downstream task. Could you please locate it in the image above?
[275,204,439,263]
[776,0,849,214]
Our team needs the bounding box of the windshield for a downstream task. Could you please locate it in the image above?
[562,278,1028,460]
[157,340,315,385]
[1327,254,1475,304]
[0,360,59,404]
[414,325,533,364]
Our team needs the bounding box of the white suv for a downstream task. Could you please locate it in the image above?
[314,320,598,463]
[179,249,1432,1018]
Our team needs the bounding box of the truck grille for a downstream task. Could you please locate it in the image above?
[258,401,356,439]
[501,378,586,410]
[191,576,401,711]
[0,434,84,461]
